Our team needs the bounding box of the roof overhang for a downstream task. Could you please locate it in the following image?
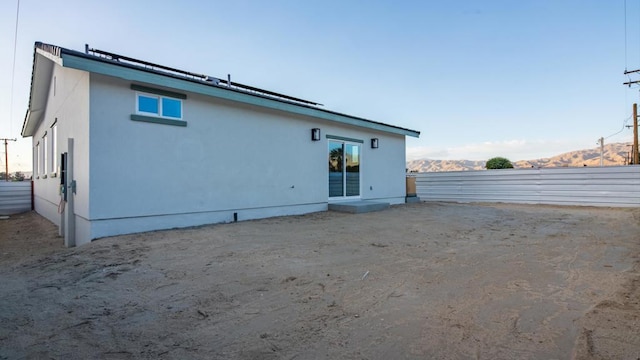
[21,48,62,137]
[22,42,420,138]
[61,51,419,138]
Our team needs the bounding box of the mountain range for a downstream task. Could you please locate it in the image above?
[406,142,634,172]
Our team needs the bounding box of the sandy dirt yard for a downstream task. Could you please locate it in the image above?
[1,202,639,360]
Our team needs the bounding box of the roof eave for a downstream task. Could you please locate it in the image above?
[59,51,420,138]
[21,47,59,137]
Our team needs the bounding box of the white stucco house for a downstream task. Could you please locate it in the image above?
[22,42,420,246]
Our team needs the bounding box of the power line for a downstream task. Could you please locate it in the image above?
[625,0,628,71]
[605,116,632,139]
[9,0,20,136]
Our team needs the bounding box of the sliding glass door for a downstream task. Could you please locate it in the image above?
[329,140,360,199]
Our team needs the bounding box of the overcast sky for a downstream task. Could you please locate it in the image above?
[0,0,637,172]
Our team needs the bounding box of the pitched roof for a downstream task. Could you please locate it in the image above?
[23,42,420,138]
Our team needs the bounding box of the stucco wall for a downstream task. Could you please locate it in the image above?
[31,63,90,232]
[86,74,406,238]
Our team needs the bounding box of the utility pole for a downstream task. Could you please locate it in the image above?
[597,137,604,166]
[623,69,640,165]
[1,138,17,181]
[634,104,640,165]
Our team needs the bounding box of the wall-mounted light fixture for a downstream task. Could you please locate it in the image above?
[311,128,321,141]
[371,138,379,149]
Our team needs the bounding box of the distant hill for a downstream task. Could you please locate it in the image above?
[407,142,634,172]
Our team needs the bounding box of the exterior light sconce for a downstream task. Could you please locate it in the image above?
[371,138,379,149]
[311,128,321,141]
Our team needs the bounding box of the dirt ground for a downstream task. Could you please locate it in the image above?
[1,202,639,360]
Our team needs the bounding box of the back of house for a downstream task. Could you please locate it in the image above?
[22,42,420,246]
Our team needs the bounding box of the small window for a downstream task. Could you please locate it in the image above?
[42,134,48,175]
[136,92,182,119]
[138,94,159,114]
[51,123,57,175]
[35,143,40,177]
[162,98,181,118]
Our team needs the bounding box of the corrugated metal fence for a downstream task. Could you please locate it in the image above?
[0,182,32,215]
[415,166,640,207]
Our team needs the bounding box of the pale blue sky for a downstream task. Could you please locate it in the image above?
[0,0,637,172]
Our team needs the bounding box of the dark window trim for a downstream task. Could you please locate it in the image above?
[326,134,364,144]
[131,84,187,100]
[130,114,187,127]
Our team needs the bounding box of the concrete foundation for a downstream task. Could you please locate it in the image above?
[328,201,390,214]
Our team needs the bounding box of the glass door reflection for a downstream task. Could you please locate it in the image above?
[328,140,360,198]
[345,144,360,196]
[328,141,344,197]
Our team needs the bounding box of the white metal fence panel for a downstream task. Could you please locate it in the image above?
[0,182,32,215]
[415,166,640,207]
